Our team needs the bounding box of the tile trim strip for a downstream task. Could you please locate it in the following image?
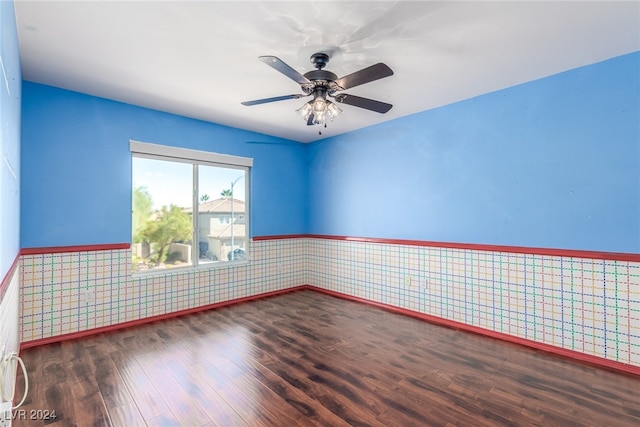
[20,243,131,255]
[22,238,639,262]
[254,234,640,262]
[0,253,20,302]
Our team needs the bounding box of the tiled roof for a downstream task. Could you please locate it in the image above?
[184,197,245,214]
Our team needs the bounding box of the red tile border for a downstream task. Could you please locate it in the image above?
[254,234,640,262]
[0,252,20,302]
[19,237,639,262]
[20,243,131,255]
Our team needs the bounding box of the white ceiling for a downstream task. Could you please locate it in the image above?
[14,1,640,143]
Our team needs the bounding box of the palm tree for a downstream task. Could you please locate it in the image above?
[200,194,210,203]
[220,189,232,198]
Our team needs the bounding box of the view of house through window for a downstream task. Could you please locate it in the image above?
[132,152,249,272]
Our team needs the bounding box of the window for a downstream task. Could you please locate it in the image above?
[130,141,252,273]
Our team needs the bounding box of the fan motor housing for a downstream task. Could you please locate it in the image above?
[303,70,338,82]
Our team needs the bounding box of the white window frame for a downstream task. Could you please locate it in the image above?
[130,141,253,168]
[130,140,252,275]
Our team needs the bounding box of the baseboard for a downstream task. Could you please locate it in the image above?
[306,286,640,377]
[19,285,308,350]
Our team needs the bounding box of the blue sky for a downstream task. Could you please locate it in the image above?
[132,157,247,210]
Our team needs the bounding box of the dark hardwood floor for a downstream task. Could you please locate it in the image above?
[12,290,640,426]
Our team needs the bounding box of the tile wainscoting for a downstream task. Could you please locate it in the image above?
[0,256,21,395]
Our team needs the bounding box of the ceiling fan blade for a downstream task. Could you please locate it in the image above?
[307,113,315,126]
[259,56,310,85]
[333,93,392,113]
[334,63,394,90]
[241,94,304,106]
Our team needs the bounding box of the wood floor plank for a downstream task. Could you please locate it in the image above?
[162,358,249,427]
[12,290,640,426]
[145,411,182,427]
[109,350,169,421]
[191,360,281,427]
[236,304,483,425]
[107,401,146,427]
[93,354,134,413]
[257,349,385,426]
[230,356,352,427]
[209,328,354,427]
[135,354,211,427]
[70,383,113,427]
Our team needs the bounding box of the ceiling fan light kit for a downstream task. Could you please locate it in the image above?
[242,52,394,132]
[296,85,344,126]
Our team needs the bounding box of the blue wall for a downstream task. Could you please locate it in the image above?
[308,52,640,253]
[20,52,640,253]
[21,83,307,247]
[0,0,21,277]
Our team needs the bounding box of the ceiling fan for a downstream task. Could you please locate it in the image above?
[241,52,394,129]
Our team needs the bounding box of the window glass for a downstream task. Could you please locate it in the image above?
[132,157,193,271]
[132,155,249,273]
[197,165,247,264]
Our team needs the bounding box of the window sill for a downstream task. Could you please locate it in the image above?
[131,259,250,278]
